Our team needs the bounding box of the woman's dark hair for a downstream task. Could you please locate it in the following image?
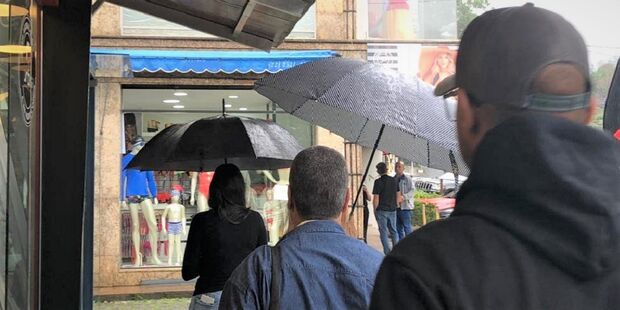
[208,164,249,224]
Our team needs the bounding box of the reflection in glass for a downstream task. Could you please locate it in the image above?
[6,2,34,308]
[367,0,457,40]
[121,5,316,39]
[243,169,289,246]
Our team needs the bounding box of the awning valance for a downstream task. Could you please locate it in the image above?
[90,49,338,74]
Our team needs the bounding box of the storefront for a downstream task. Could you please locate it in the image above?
[90,48,345,290]
[119,88,312,268]
[0,1,40,309]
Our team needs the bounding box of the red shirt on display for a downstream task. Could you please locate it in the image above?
[199,172,214,197]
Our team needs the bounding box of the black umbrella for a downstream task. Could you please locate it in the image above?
[255,57,466,216]
[127,115,303,171]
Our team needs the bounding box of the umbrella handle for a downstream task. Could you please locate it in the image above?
[349,124,385,218]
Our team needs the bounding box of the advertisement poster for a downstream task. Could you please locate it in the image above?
[368,44,457,88]
[368,0,418,40]
[417,46,457,86]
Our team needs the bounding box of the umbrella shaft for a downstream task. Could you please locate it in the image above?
[350,124,385,217]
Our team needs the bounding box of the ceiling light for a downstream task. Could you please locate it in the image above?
[172,105,185,109]
[163,99,180,104]
[0,4,28,17]
[224,104,232,108]
[0,45,31,54]
[228,95,239,99]
[174,92,188,96]
[239,107,248,111]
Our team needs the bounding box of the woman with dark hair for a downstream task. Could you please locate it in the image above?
[182,164,267,309]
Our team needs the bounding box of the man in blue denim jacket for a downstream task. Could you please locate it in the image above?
[220,146,383,310]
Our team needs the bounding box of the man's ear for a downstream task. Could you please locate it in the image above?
[287,186,294,211]
[457,89,479,134]
[584,96,597,125]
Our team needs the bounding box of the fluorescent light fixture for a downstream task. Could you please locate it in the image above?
[163,99,180,104]
[0,45,31,54]
[173,92,188,96]
[0,4,28,17]
[224,104,232,108]
[239,107,248,111]
[172,105,185,109]
[228,95,239,99]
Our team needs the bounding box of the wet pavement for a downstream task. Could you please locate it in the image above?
[94,298,190,310]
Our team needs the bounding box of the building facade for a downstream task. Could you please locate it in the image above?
[90,0,460,294]
[90,0,369,293]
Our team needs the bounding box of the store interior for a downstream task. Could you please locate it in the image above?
[119,88,310,268]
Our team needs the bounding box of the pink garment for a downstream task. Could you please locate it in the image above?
[388,0,410,10]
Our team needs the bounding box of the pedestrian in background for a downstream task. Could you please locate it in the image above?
[182,164,267,310]
[395,161,414,240]
[372,162,400,254]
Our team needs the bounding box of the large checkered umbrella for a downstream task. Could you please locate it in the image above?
[255,57,466,211]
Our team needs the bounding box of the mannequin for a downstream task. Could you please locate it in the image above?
[248,170,289,245]
[161,190,186,266]
[121,136,161,266]
[190,171,214,213]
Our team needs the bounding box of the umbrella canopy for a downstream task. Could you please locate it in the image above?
[127,116,303,171]
[255,57,466,174]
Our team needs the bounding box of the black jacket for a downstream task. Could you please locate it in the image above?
[182,209,267,295]
[371,114,620,309]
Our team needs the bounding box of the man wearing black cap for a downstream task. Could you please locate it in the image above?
[371,4,620,309]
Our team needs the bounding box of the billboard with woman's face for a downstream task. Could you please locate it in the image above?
[368,44,458,89]
[418,46,457,86]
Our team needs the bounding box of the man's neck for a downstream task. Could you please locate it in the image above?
[288,216,339,232]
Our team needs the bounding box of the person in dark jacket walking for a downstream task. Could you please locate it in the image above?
[371,4,620,310]
[182,164,267,309]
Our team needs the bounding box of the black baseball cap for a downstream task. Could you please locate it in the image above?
[435,3,591,112]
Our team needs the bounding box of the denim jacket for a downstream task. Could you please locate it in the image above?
[220,220,383,310]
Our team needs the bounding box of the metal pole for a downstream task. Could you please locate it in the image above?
[349,124,385,217]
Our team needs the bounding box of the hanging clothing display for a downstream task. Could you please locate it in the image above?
[121,153,158,199]
[198,172,214,197]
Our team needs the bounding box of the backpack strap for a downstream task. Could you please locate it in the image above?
[269,245,281,310]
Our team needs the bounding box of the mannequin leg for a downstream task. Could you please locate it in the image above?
[174,234,182,265]
[141,199,162,265]
[197,193,209,213]
[128,203,142,267]
[167,234,174,265]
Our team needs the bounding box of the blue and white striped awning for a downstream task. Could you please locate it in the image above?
[90,49,339,74]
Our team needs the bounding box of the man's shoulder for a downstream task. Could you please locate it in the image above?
[227,244,272,288]
[389,215,509,273]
